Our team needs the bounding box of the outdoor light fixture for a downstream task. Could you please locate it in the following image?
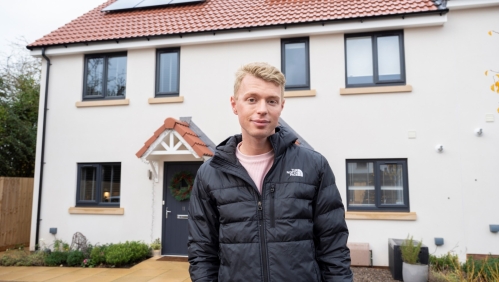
[436,145,443,152]
[490,225,499,233]
[49,228,57,235]
[434,238,444,246]
[475,128,483,136]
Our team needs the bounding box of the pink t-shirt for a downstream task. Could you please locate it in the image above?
[235,142,274,194]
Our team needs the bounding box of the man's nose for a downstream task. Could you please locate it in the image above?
[256,100,268,114]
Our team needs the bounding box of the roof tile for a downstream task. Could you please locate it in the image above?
[136,117,214,158]
[29,0,439,47]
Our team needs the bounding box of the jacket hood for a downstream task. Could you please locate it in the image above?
[213,126,298,166]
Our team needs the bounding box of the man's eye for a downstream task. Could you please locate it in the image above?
[248,98,256,103]
[268,100,277,104]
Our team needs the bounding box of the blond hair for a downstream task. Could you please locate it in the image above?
[233,62,286,99]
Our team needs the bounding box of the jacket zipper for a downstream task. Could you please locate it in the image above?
[270,184,275,228]
[258,200,269,282]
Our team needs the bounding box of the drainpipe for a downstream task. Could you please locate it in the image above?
[35,47,51,249]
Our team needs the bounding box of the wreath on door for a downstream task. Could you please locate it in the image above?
[169,171,195,201]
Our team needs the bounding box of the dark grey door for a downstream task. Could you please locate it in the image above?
[162,162,202,256]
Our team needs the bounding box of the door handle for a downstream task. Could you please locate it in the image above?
[166,207,172,219]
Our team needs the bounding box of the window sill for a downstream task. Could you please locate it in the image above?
[148,96,184,104]
[284,89,316,98]
[75,99,130,108]
[69,207,124,215]
[340,85,412,95]
[345,211,417,221]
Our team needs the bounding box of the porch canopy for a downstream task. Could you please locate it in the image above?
[136,117,215,182]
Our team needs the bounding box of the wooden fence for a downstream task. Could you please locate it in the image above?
[0,177,34,251]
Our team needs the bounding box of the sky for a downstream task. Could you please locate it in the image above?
[0,0,108,56]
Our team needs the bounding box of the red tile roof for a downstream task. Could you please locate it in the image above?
[29,0,442,47]
[136,117,214,158]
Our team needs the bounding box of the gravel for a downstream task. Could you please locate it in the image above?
[352,267,399,282]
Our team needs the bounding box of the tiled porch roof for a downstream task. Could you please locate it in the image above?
[136,117,214,158]
[28,0,444,47]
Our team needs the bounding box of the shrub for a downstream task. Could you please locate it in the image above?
[0,249,46,266]
[90,244,108,266]
[44,251,68,266]
[66,250,85,266]
[105,241,149,266]
[430,253,459,272]
[462,256,499,281]
[400,235,422,264]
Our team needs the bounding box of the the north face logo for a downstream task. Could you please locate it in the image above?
[286,169,303,177]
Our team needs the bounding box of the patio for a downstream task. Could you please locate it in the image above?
[0,256,191,282]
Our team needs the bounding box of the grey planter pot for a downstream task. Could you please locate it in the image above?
[402,262,428,282]
[152,249,161,257]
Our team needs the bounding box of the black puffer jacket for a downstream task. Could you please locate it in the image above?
[188,127,352,282]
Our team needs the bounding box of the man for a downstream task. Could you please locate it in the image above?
[188,62,352,281]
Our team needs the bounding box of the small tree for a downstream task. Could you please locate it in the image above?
[0,39,41,177]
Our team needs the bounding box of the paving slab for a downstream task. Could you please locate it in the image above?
[0,257,191,282]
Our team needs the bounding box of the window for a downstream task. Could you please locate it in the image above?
[83,52,127,100]
[346,159,409,212]
[76,163,121,207]
[281,38,310,90]
[345,30,405,87]
[156,48,180,96]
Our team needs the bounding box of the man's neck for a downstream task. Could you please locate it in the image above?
[239,136,273,156]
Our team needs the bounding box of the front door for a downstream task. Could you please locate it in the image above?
[162,162,202,256]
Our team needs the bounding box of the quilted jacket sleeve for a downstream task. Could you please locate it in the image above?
[314,156,353,282]
[187,170,220,282]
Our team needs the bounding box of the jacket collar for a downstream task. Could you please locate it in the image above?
[212,126,298,167]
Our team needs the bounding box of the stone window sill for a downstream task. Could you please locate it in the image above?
[284,89,316,98]
[148,96,184,104]
[75,99,130,108]
[69,207,124,215]
[340,85,412,95]
[346,211,417,221]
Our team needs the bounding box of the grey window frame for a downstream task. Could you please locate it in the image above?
[155,48,180,97]
[82,52,127,100]
[345,159,410,212]
[76,163,121,207]
[344,30,406,88]
[281,37,310,91]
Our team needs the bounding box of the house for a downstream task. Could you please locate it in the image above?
[27,0,499,266]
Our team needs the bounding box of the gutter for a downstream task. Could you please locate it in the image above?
[447,0,499,10]
[35,47,51,249]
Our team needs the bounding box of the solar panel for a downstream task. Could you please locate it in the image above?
[135,0,171,8]
[103,0,205,11]
[170,0,205,4]
[102,0,145,11]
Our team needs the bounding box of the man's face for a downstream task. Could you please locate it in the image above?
[231,74,285,142]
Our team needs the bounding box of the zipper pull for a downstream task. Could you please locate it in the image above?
[270,184,275,198]
[258,201,263,219]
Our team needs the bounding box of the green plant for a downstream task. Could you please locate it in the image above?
[0,249,46,266]
[90,244,108,266]
[66,250,84,266]
[44,251,68,266]
[430,253,459,272]
[150,238,161,250]
[400,235,422,264]
[105,241,150,266]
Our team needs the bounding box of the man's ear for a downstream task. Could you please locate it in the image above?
[230,96,237,115]
[281,98,285,110]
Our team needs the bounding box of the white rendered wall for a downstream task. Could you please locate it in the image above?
[30,6,499,266]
